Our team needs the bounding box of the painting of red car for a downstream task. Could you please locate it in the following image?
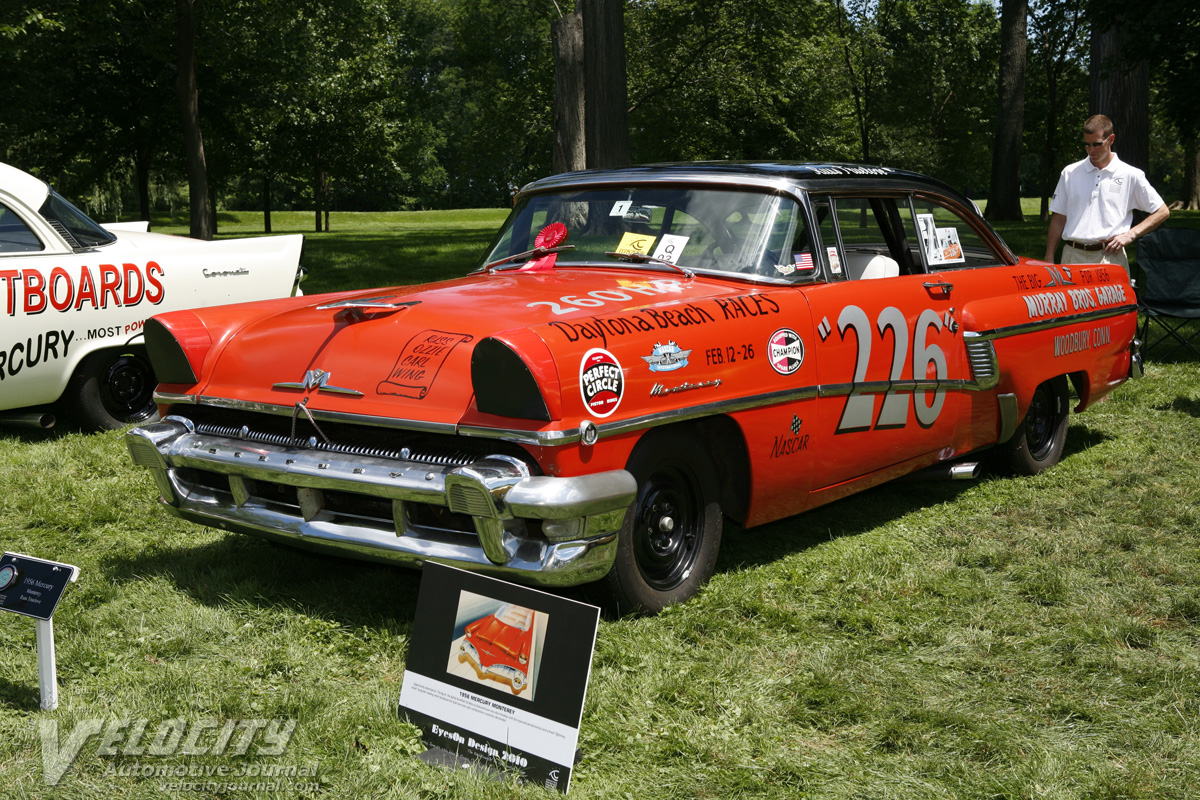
[457,603,537,696]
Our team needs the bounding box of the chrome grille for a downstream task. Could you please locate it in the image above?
[965,339,998,387]
[447,484,494,516]
[170,406,534,470]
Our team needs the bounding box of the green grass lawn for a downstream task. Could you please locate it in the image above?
[1,207,1198,799]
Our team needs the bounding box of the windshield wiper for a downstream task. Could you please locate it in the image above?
[484,245,575,273]
[603,251,695,279]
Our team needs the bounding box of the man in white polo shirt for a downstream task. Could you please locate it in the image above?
[1043,114,1170,272]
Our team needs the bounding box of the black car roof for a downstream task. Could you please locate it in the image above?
[522,161,968,201]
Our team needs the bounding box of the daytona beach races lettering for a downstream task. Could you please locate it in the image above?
[549,294,780,348]
[579,348,624,418]
[0,263,165,315]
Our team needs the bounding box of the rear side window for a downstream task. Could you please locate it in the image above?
[0,202,45,253]
[910,195,1005,270]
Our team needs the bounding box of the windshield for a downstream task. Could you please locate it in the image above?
[480,185,810,281]
[37,191,117,249]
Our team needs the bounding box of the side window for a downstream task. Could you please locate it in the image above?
[821,197,906,281]
[910,195,1004,269]
[0,202,45,254]
[812,197,845,281]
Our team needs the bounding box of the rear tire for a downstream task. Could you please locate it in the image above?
[61,348,159,431]
[599,430,723,615]
[997,375,1069,475]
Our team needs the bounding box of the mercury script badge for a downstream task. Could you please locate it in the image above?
[273,369,363,397]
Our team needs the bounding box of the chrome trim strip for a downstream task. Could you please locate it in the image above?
[967,304,1137,341]
[154,391,198,405]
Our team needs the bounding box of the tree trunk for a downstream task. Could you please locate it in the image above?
[582,0,629,169]
[1090,25,1149,172]
[552,10,586,175]
[1184,138,1200,211]
[175,0,213,240]
[263,175,272,234]
[986,0,1027,221]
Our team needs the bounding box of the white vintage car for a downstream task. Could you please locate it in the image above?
[0,161,305,429]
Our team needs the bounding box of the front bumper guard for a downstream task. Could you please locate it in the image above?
[127,417,636,587]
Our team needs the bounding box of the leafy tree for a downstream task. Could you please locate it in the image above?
[626,0,853,164]
[1,1,178,221]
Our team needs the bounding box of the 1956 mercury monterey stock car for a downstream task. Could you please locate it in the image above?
[126,163,1141,613]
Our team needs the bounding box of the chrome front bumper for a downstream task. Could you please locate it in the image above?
[126,417,636,587]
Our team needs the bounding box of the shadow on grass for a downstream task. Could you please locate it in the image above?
[715,476,980,576]
[98,429,1112,621]
[302,231,496,294]
[1155,395,1200,418]
[0,676,43,712]
[716,424,1111,577]
[100,534,422,631]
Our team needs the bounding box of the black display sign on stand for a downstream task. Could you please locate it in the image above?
[398,563,600,794]
[0,552,78,621]
[0,552,80,710]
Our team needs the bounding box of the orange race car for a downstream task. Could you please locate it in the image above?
[126,163,1141,613]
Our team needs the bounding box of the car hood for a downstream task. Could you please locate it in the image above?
[182,267,755,426]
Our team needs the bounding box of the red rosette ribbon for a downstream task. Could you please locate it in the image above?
[518,223,570,271]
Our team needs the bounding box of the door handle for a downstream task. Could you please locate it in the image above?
[923,281,953,296]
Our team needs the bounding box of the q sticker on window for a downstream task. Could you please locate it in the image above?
[652,234,689,264]
[615,231,656,256]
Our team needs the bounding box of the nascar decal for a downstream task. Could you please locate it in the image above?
[768,328,804,375]
[642,341,691,372]
[770,414,809,458]
[579,348,624,418]
[1,263,165,315]
[377,330,473,399]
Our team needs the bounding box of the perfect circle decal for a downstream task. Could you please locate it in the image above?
[579,348,624,417]
[768,328,805,375]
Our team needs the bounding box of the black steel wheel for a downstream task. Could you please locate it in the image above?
[600,430,722,614]
[61,348,160,430]
[997,375,1070,476]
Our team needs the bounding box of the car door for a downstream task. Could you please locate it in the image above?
[806,194,970,493]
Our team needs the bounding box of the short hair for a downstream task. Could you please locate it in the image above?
[1084,114,1113,139]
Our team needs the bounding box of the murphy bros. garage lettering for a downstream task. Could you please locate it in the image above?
[0,262,165,315]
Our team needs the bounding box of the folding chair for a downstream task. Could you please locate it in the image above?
[1135,227,1200,360]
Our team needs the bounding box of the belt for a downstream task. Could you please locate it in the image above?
[1064,240,1104,252]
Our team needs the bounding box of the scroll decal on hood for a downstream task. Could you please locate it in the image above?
[377,330,473,399]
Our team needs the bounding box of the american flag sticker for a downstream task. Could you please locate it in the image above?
[794,252,815,270]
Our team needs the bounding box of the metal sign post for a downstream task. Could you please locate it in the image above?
[0,553,80,711]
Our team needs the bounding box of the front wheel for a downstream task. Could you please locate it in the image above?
[599,430,723,615]
[996,375,1070,476]
[60,348,160,431]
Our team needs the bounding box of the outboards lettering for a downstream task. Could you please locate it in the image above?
[0,262,165,316]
